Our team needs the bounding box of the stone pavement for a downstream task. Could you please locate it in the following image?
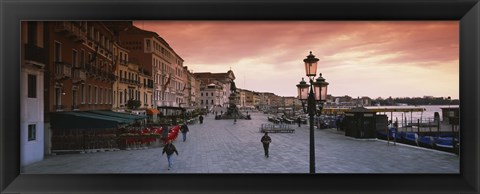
[22,111,459,174]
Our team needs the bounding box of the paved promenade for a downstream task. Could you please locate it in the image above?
[22,111,459,174]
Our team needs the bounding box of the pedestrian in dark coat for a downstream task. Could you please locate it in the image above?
[162,141,179,170]
[261,132,272,158]
[161,123,170,144]
[336,118,341,131]
[180,122,189,142]
[199,115,204,124]
[297,117,302,127]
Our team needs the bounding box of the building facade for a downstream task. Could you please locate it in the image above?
[106,22,186,108]
[20,21,47,166]
[45,21,116,154]
[194,70,236,111]
[112,42,130,111]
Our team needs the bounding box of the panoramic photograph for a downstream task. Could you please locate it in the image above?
[20,21,459,174]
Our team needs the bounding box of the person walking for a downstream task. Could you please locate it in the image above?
[335,117,341,131]
[261,132,272,158]
[297,117,301,127]
[162,141,179,170]
[161,122,170,144]
[180,122,189,142]
[199,115,204,124]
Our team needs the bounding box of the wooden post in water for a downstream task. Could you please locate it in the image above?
[394,117,397,146]
[429,118,432,135]
[437,119,440,133]
[390,111,393,125]
[401,113,404,130]
[417,119,420,134]
[451,123,455,150]
[410,112,413,128]
[386,124,390,145]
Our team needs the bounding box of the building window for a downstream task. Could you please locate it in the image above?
[211,92,213,96]
[55,87,61,107]
[90,26,94,40]
[81,83,85,104]
[72,89,78,109]
[201,100,203,105]
[81,50,85,68]
[120,92,123,105]
[28,124,36,141]
[72,50,78,67]
[88,85,92,104]
[54,41,62,62]
[100,87,103,104]
[206,93,208,96]
[211,100,214,104]
[94,86,98,104]
[144,92,147,106]
[27,74,37,98]
[101,35,105,47]
[27,22,38,45]
[146,39,151,50]
[124,89,127,103]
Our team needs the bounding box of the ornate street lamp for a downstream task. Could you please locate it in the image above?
[296,51,329,174]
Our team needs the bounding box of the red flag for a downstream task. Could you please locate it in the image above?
[163,74,171,91]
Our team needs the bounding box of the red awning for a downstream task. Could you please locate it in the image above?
[146,108,160,115]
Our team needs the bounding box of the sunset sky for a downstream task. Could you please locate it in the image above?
[134,21,459,99]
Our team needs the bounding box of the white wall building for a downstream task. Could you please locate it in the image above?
[20,21,46,167]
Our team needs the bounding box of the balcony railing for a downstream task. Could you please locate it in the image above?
[55,61,72,80]
[24,43,48,64]
[119,79,141,85]
[54,21,87,42]
[119,59,129,65]
[72,68,86,83]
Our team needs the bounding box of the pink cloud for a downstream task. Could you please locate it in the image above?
[134,21,459,98]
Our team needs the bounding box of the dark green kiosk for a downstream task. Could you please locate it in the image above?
[343,107,378,138]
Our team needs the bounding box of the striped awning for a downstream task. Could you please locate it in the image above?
[50,111,141,130]
[146,108,160,115]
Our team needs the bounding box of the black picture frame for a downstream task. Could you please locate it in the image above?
[1,0,478,193]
